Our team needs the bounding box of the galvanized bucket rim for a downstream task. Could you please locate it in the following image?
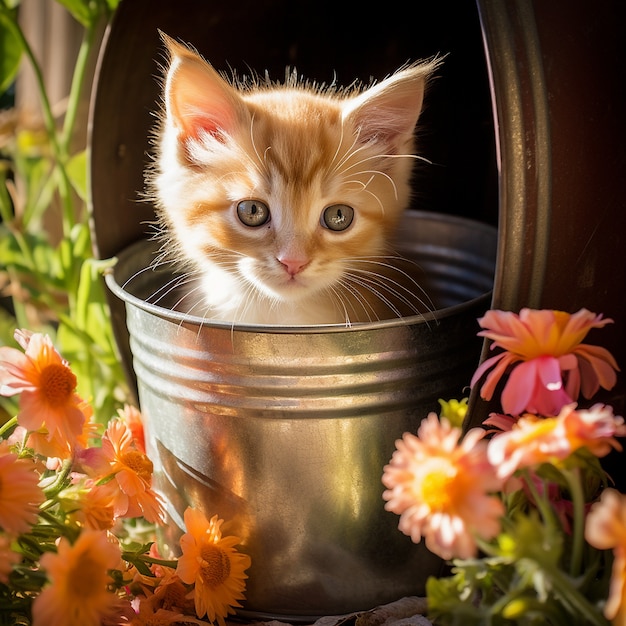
[105,210,496,335]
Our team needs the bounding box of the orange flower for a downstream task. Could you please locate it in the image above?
[59,481,116,531]
[0,330,87,454]
[585,489,626,624]
[147,568,194,614]
[0,441,44,534]
[487,404,626,479]
[84,419,164,523]
[25,400,98,462]
[128,602,204,625]
[176,507,251,625]
[471,309,619,416]
[0,533,20,584]
[117,404,146,454]
[32,530,132,626]
[381,413,505,560]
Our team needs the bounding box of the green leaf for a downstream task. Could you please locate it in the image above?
[0,7,23,96]
[66,150,88,201]
[54,0,92,27]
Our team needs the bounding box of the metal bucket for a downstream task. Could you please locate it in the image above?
[105,210,496,619]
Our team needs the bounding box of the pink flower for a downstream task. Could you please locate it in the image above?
[471,308,619,416]
[382,413,505,560]
[487,404,626,479]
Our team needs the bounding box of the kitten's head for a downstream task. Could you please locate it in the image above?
[149,34,440,321]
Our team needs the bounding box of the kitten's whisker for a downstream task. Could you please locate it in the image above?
[342,273,405,320]
[235,280,263,324]
[350,257,436,313]
[342,180,385,213]
[327,121,347,175]
[335,277,379,322]
[348,271,426,321]
[328,139,371,177]
[326,285,353,327]
[247,112,268,178]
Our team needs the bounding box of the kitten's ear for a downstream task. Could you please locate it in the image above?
[161,33,244,142]
[342,59,441,152]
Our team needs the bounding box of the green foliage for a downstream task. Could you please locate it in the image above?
[427,492,611,626]
[0,0,128,423]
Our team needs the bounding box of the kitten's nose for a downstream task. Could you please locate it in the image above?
[277,256,309,276]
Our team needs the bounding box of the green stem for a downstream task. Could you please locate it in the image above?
[42,457,74,498]
[60,20,98,156]
[523,470,559,532]
[0,415,18,440]
[542,559,610,626]
[1,14,64,178]
[127,554,179,570]
[562,467,586,578]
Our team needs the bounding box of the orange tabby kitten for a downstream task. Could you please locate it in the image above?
[148,34,441,325]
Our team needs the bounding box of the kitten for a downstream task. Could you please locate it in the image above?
[147,33,441,325]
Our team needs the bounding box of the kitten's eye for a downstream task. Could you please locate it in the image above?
[237,200,270,227]
[322,204,354,231]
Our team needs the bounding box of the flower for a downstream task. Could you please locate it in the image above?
[381,413,505,560]
[117,403,146,454]
[23,399,98,462]
[0,441,45,534]
[0,533,21,583]
[438,397,469,428]
[82,419,164,523]
[487,403,626,479]
[585,489,626,624]
[32,530,132,626]
[176,507,251,626]
[471,308,619,416]
[0,330,87,454]
[59,481,116,531]
[128,602,204,625]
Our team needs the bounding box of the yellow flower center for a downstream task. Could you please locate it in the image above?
[120,450,153,481]
[515,416,558,443]
[419,461,463,512]
[199,543,231,589]
[40,363,76,407]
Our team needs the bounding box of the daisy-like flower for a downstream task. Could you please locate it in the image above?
[471,308,619,416]
[585,488,626,624]
[0,441,45,534]
[381,413,505,560]
[24,400,97,462]
[117,404,146,453]
[59,481,116,531]
[128,601,205,626]
[32,529,132,626]
[176,507,251,626]
[487,403,626,479]
[0,330,87,454]
[146,568,194,615]
[82,419,164,523]
[0,533,20,584]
